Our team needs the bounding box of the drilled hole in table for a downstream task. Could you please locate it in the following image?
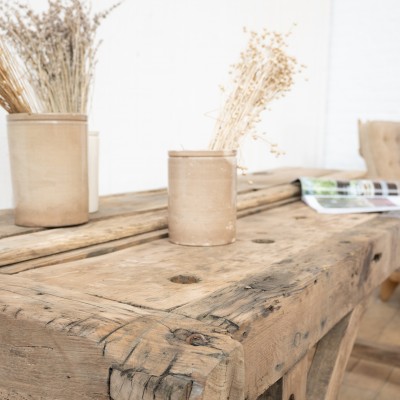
[373,253,382,262]
[170,275,200,284]
[252,239,275,244]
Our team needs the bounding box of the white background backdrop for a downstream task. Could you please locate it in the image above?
[1,0,400,210]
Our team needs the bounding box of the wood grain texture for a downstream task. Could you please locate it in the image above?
[0,276,139,400]
[108,316,244,400]
[0,210,168,267]
[173,215,400,398]
[0,189,167,240]
[3,167,397,400]
[0,168,362,269]
[0,387,38,400]
[0,229,169,275]
[0,167,319,240]
[282,355,308,400]
[307,301,367,400]
[2,198,296,276]
[19,203,376,312]
[0,275,244,400]
[8,208,400,399]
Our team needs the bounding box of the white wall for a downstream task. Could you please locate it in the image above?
[325,0,400,170]
[0,0,331,209]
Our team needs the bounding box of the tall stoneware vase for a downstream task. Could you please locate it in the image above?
[168,150,237,246]
[7,113,89,227]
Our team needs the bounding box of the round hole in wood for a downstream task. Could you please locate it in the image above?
[252,239,275,244]
[170,275,200,284]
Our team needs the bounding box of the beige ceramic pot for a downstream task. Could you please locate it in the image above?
[7,113,89,227]
[168,150,237,246]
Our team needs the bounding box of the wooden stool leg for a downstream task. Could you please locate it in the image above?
[306,301,367,400]
[380,277,399,301]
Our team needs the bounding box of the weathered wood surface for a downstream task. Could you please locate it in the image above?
[2,167,397,400]
[15,202,374,311]
[0,229,169,275]
[0,274,244,400]
[307,300,367,400]
[282,355,309,400]
[0,167,360,270]
[0,167,324,240]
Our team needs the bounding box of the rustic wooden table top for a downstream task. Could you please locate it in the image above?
[1,167,399,400]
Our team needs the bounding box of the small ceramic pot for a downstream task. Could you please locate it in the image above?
[7,113,89,227]
[168,150,237,246]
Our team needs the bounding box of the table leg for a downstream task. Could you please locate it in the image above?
[257,380,282,400]
[258,300,367,400]
[282,355,308,400]
[257,355,308,400]
[306,301,367,400]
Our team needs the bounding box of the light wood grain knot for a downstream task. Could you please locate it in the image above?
[172,329,209,346]
[185,333,208,346]
[170,275,200,284]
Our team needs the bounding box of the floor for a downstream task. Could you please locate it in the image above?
[339,287,400,400]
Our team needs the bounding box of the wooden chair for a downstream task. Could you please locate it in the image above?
[359,120,400,301]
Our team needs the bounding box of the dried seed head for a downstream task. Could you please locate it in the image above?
[0,0,120,113]
[209,28,303,155]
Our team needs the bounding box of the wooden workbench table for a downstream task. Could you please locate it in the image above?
[1,167,399,400]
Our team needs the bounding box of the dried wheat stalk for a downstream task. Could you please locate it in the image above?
[0,0,120,114]
[209,28,301,152]
[0,40,41,113]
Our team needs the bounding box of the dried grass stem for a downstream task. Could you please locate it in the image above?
[0,0,120,114]
[209,29,300,151]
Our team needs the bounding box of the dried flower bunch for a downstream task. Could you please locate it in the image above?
[0,41,39,113]
[0,0,119,114]
[209,28,301,152]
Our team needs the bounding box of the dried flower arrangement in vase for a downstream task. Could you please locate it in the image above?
[0,0,119,227]
[169,28,300,246]
[209,28,300,153]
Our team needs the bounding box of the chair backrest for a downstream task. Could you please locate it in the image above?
[359,121,400,298]
[359,120,400,179]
